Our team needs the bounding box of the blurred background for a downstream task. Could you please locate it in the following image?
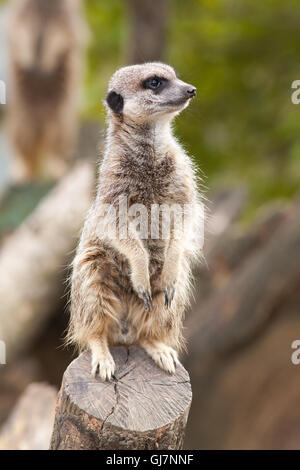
[0,0,300,450]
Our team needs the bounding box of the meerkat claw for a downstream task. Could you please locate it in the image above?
[91,362,99,377]
[142,290,153,312]
[91,351,115,381]
[164,286,175,308]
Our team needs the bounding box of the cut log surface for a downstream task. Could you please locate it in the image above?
[50,347,192,450]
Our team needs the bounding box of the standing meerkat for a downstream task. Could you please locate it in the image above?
[6,0,87,182]
[68,63,203,380]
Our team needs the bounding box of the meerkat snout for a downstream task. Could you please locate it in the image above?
[105,62,197,122]
[186,86,197,97]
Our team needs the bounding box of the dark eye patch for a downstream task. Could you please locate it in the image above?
[142,76,168,93]
[106,90,124,114]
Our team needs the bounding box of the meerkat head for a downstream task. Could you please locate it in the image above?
[105,62,196,124]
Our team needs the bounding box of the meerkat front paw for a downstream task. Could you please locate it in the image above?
[91,349,115,381]
[142,342,180,374]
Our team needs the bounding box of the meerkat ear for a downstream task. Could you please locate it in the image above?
[106,91,124,114]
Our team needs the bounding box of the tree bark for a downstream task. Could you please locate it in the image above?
[50,346,192,450]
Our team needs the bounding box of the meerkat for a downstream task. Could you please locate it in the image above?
[68,62,204,380]
[6,0,87,182]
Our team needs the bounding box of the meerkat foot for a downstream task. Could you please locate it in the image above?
[90,341,115,381]
[142,342,180,374]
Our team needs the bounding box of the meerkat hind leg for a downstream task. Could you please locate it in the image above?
[141,340,180,375]
[89,337,115,381]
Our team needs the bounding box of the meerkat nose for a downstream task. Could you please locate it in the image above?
[186,86,196,98]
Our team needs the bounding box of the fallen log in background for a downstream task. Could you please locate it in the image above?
[184,197,300,449]
[0,382,57,450]
[0,357,42,425]
[187,199,300,355]
[50,347,192,450]
[188,186,248,308]
[205,186,248,257]
[207,202,287,283]
[184,289,300,449]
[0,161,94,360]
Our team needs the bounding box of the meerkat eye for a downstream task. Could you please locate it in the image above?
[142,76,167,91]
[149,78,161,89]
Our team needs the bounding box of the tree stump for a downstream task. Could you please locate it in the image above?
[50,346,192,450]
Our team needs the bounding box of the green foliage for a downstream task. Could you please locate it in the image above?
[0,182,54,235]
[82,0,300,212]
[168,0,300,213]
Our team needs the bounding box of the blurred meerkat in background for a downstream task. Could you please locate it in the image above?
[6,0,87,183]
